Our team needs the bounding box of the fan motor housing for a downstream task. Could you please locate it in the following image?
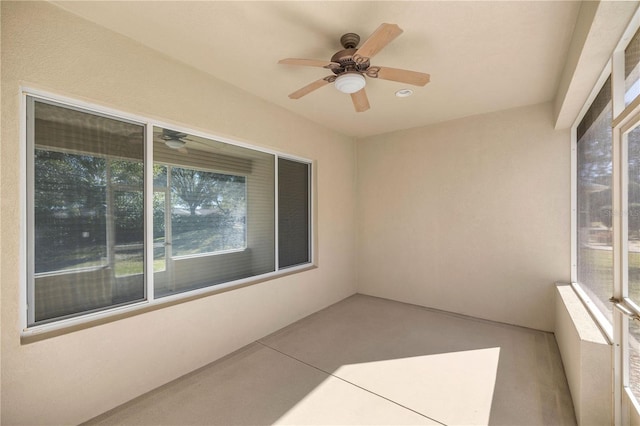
[330,48,370,75]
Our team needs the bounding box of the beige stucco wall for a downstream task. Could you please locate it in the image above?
[0,2,357,424]
[356,102,570,332]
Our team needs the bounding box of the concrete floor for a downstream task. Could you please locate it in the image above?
[85,295,577,425]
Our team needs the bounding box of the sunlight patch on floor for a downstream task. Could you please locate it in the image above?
[276,347,501,425]
[273,374,438,425]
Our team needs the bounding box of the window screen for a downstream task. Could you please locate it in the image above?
[626,27,640,106]
[28,98,146,325]
[627,127,640,401]
[576,77,613,324]
[278,158,310,268]
[152,127,275,297]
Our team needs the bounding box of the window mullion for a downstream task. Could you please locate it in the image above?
[145,124,155,302]
[166,166,174,293]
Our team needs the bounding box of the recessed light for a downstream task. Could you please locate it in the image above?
[395,89,413,98]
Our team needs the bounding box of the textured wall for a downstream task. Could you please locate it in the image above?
[1,2,357,424]
[555,285,611,425]
[356,102,570,331]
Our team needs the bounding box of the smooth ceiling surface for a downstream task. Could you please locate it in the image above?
[52,1,580,138]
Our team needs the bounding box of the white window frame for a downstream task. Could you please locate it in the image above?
[572,6,640,423]
[20,87,315,337]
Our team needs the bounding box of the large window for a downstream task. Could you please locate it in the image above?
[576,76,613,324]
[26,95,312,328]
[575,16,640,417]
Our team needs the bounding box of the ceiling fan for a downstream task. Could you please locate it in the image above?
[158,129,194,153]
[156,128,229,155]
[278,23,430,113]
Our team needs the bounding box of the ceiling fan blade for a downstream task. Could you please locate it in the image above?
[288,77,332,99]
[279,58,339,69]
[355,23,403,60]
[350,88,370,113]
[374,66,431,86]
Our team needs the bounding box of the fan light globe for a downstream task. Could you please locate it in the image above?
[334,73,366,94]
[165,139,186,149]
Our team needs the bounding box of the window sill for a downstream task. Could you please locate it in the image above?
[555,283,612,425]
[569,282,614,343]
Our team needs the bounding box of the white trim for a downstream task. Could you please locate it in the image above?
[145,124,154,303]
[571,282,614,342]
[615,310,625,426]
[20,91,31,329]
[624,297,640,315]
[613,110,625,426]
[620,120,636,303]
[20,86,316,336]
[625,386,640,420]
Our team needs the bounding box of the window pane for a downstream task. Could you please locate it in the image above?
[113,190,144,278]
[577,77,613,324]
[29,98,145,325]
[628,127,640,302]
[278,158,310,268]
[628,126,640,404]
[170,167,246,256]
[153,165,168,273]
[34,150,107,273]
[153,127,274,297]
[626,27,640,106]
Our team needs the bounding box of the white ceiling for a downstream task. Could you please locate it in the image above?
[52,1,581,138]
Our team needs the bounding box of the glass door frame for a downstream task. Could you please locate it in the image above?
[612,107,640,425]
